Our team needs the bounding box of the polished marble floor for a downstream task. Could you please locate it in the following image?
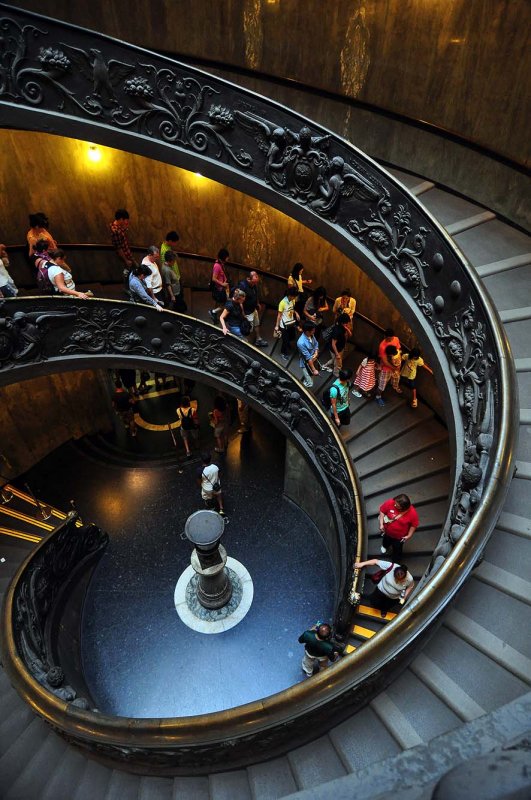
[21,399,336,718]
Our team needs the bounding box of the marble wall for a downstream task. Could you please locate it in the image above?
[0,370,113,479]
[1,130,420,349]
[16,0,529,167]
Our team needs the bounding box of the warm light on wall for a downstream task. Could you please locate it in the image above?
[87,144,102,163]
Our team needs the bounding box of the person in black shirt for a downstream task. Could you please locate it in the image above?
[220,288,247,338]
[237,271,268,347]
[322,313,352,375]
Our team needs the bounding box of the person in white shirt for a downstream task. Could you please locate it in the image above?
[354,558,414,615]
[332,289,356,323]
[197,451,227,518]
[141,246,163,303]
[47,250,91,299]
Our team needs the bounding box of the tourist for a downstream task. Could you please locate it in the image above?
[352,352,379,398]
[47,250,92,299]
[210,395,230,453]
[321,313,351,375]
[287,262,312,316]
[332,288,356,323]
[177,396,199,458]
[237,270,268,347]
[275,285,300,361]
[219,287,248,338]
[128,264,163,310]
[328,368,353,428]
[161,250,181,310]
[375,331,402,406]
[159,230,180,282]
[401,347,425,408]
[26,212,57,258]
[354,558,414,615]
[0,244,18,297]
[379,493,419,562]
[197,451,227,517]
[209,248,230,322]
[298,623,342,677]
[303,285,329,338]
[110,208,134,277]
[141,245,163,304]
[112,381,137,437]
[297,321,319,389]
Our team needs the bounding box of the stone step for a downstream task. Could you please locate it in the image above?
[247,756,298,799]
[288,734,347,792]
[209,769,252,800]
[354,419,448,479]
[361,443,450,499]
[5,728,69,800]
[40,747,89,800]
[347,401,434,461]
[445,211,496,236]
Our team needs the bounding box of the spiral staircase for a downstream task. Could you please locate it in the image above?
[0,165,529,797]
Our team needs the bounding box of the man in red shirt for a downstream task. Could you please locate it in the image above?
[379,493,418,562]
[110,208,134,278]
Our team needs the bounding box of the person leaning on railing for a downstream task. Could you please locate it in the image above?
[355,559,414,616]
[47,249,92,299]
[128,263,163,311]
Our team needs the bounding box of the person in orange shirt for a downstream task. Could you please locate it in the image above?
[26,212,57,257]
[375,329,402,406]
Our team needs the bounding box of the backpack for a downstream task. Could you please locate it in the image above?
[322,381,340,408]
[179,407,197,430]
[34,257,54,294]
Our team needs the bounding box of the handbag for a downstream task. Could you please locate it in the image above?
[370,562,394,584]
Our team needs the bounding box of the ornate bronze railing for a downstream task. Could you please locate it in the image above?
[0,3,518,771]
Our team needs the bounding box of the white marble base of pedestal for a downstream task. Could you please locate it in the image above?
[174,558,253,634]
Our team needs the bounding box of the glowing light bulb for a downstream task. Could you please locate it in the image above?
[87,144,102,163]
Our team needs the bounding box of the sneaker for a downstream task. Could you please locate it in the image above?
[380,545,387,554]
[411,398,418,408]
[255,338,268,347]
[352,389,362,398]
[280,354,289,362]
[375,397,385,407]
[208,310,218,323]
[218,509,227,517]
[185,452,192,459]
[321,365,333,372]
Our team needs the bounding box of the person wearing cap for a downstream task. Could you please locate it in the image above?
[297,321,319,388]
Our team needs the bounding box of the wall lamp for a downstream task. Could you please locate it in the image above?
[87,144,102,163]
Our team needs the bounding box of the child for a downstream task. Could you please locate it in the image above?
[352,353,379,398]
[401,347,425,408]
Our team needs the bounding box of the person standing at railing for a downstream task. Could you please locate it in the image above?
[332,288,356,323]
[209,248,230,323]
[26,212,57,258]
[0,244,18,297]
[47,250,92,300]
[287,262,312,317]
[109,208,134,279]
[275,285,300,361]
[237,270,268,347]
[141,246,163,305]
[354,559,414,615]
[159,230,181,282]
[401,347,425,408]
[128,264,163,311]
[303,285,329,340]
[297,321,320,389]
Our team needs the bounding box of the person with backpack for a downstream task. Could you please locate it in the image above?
[46,249,92,299]
[326,368,353,427]
[321,313,352,375]
[177,396,199,458]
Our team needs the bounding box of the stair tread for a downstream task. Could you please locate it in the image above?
[6,728,69,800]
[0,716,49,792]
[138,775,173,800]
[355,426,449,479]
[73,760,113,800]
[209,769,252,800]
[41,748,89,800]
[288,734,347,790]
[330,704,401,772]
[365,475,451,517]
[348,402,435,460]
[247,756,298,799]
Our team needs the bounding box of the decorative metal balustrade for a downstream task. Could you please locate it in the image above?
[0,3,518,771]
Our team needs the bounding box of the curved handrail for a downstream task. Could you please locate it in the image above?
[0,3,518,771]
